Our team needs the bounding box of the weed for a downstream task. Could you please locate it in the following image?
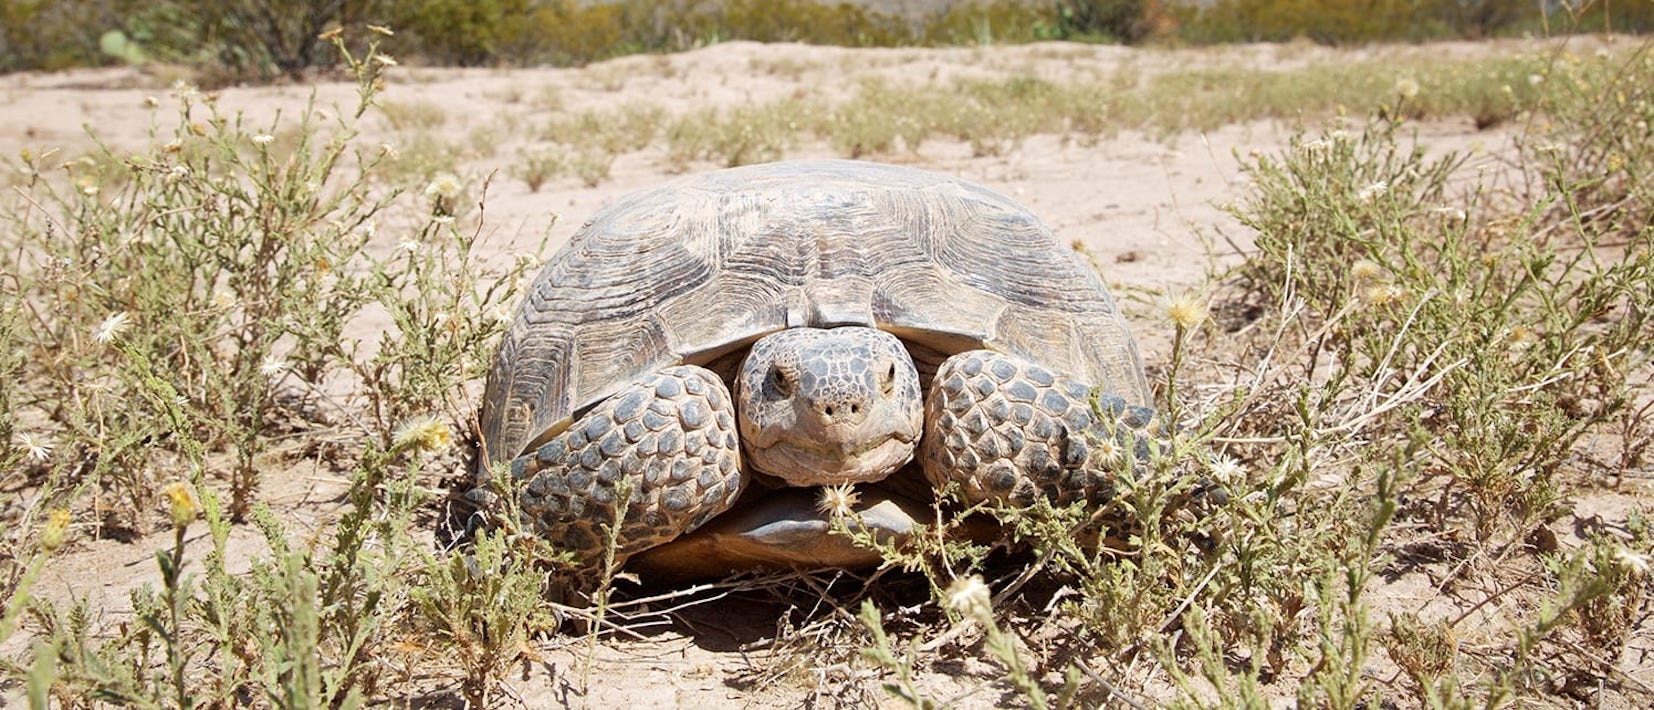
[1,28,545,707]
[569,148,613,188]
[666,99,806,170]
[380,100,451,132]
[513,147,565,192]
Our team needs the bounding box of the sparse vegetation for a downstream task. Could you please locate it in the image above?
[1,10,1651,710]
[5,0,1651,79]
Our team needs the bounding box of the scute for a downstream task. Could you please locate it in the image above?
[479,159,1147,474]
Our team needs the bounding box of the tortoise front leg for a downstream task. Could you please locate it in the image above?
[502,365,745,570]
[920,350,1155,507]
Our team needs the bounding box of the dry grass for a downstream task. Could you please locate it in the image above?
[1,29,1651,709]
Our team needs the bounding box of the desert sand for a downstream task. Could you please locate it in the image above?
[3,37,1640,707]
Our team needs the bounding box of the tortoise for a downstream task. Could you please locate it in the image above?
[475,159,1156,582]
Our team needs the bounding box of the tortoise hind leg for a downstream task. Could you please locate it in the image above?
[921,350,1156,507]
[497,365,745,572]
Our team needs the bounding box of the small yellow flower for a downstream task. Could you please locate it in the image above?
[944,574,993,624]
[816,483,861,519]
[367,24,395,36]
[42,509,71,552]
[393,415,454,454]
[163,481,199,529]
[1163,292,1207,329]
[1363,284,1405,307]
[1350,259,1385,284]
[94,311,132,344]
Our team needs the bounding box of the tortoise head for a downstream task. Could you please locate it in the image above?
[736,327,922,486]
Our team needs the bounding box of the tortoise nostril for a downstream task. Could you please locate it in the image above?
[823,405,835,418]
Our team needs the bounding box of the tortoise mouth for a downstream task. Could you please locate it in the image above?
[745,433,915,487]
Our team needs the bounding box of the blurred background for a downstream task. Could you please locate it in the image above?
[3,0,1649,82]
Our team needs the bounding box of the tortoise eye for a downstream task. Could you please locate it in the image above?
[880,361,897,397]
[767,365,794,398]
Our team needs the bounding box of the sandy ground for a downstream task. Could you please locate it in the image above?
[2,38,1643,707]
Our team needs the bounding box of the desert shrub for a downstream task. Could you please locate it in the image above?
[1171,0,1654,45]
[852,41,1652,709]
[0,0,118,71]
[1,30,552,706]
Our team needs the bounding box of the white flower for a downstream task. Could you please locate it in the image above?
[170,79,199,100]
[424,173,462,204]
[1394,78,1420,99]
[374,54,398,67]
[513,253,542,271]
[488,304,514,324]
[1300,137,1333,157]
[251,133,275,146]
[18,433,52,462]
[259,357,287,377]
[1206,453,1245,484]
[1357,180,1389,202]
[431,215,456,226]
[368,24,395,36]
[944,575,993,624]
[1433,206,1467,222]
[143,96,159,109]
[1528,73,1544,86]
[94,311,131,344]
[378,142,398,159]
[398,239,421,253]
[1094,437,1125,468]
[1615,547,1650,575]
[816,483,861,519]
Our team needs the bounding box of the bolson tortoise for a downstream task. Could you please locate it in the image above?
[475,159,1157,582]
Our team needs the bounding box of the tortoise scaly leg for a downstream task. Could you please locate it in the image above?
[504,365,745,572]
[921,350,1157,507]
